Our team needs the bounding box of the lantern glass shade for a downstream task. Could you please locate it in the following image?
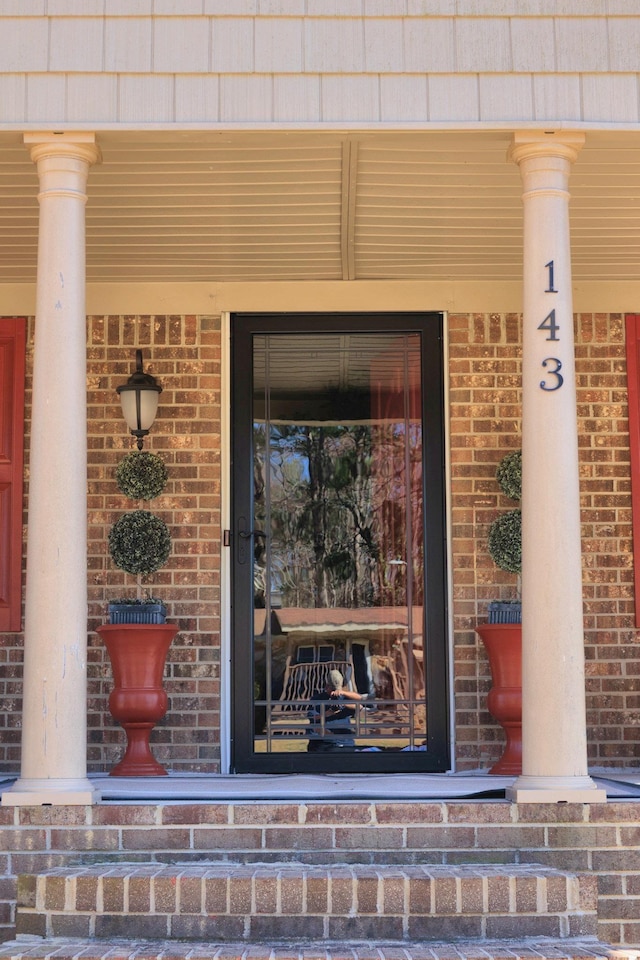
[115,350,162,449]
[119,388,160,434]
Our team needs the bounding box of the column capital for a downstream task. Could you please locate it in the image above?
[508,131,585,168]
[24,131,101,167]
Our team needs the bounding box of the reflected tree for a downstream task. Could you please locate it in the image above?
[253,387,422,610]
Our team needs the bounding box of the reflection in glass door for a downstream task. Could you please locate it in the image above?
[232,314,448,773]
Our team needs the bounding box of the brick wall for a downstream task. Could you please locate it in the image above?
[448,311,522,770]
[448,311,639,771]
[576,314,638,765]
[1,310,638,775]
[85,314,223,773]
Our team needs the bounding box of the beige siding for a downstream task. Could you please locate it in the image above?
[0,1,633,14]
[0,5,638,128]
[8,72,640,126]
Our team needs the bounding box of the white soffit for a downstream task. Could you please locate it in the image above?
[0,129,639,285]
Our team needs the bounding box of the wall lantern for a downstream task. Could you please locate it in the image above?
[116,349,162,449]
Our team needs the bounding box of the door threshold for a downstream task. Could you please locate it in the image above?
[88,771,512,802]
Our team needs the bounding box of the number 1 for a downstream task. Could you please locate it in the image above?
[545,260,557,293]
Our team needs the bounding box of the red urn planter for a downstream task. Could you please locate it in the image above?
[475,623,522,775]
[98,623,177,777]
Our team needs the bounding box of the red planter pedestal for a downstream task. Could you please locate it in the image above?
[97,623,177,777]
[475,623,522,775]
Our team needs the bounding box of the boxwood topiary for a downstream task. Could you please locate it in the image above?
[115,451,168,501]
[495,449,522,502]
[487,449,522,577]
[108,510,171,575]
[488,508,522,575]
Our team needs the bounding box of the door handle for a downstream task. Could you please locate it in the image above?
[237,518,267,564]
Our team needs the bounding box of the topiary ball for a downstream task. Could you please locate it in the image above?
[488,509,522,575]
[115,451,168,501]
[108,510,171,575]
[496,449,522,502]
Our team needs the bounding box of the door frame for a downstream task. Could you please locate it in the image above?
[220,311,233,775]
[225,311,454,776]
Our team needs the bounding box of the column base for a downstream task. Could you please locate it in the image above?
[506,774,607,804]
[1,777,101,806]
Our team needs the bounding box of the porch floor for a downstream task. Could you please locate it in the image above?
[3,770,639,802]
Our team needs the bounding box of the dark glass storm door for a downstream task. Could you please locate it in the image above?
[231,313,449,774]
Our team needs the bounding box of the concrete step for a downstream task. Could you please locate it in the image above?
[14,863,598,943]
[0,936,624,960]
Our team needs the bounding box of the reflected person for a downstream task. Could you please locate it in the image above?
[306,669,367,752]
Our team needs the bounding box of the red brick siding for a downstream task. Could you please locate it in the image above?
[0,311,638,774]
[576,313,638,766]
[85,314,222,772]
[449,311,639,771]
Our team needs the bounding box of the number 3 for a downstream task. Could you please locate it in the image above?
[540,357,563,391]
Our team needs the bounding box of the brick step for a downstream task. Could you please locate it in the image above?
[0,936,622,960]
[15,863,597,943]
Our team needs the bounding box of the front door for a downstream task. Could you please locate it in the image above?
[231,313,449,773]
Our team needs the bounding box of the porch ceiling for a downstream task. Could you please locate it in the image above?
[0,128,639,286]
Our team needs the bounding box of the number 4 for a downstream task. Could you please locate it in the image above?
[538,309,559,341]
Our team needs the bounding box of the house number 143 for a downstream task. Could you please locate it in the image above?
[539,260,563,391]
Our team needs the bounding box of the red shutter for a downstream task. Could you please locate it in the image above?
[0,318,26,631]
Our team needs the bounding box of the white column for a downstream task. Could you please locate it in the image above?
[506,132,605,804]
[2,134,101,806]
